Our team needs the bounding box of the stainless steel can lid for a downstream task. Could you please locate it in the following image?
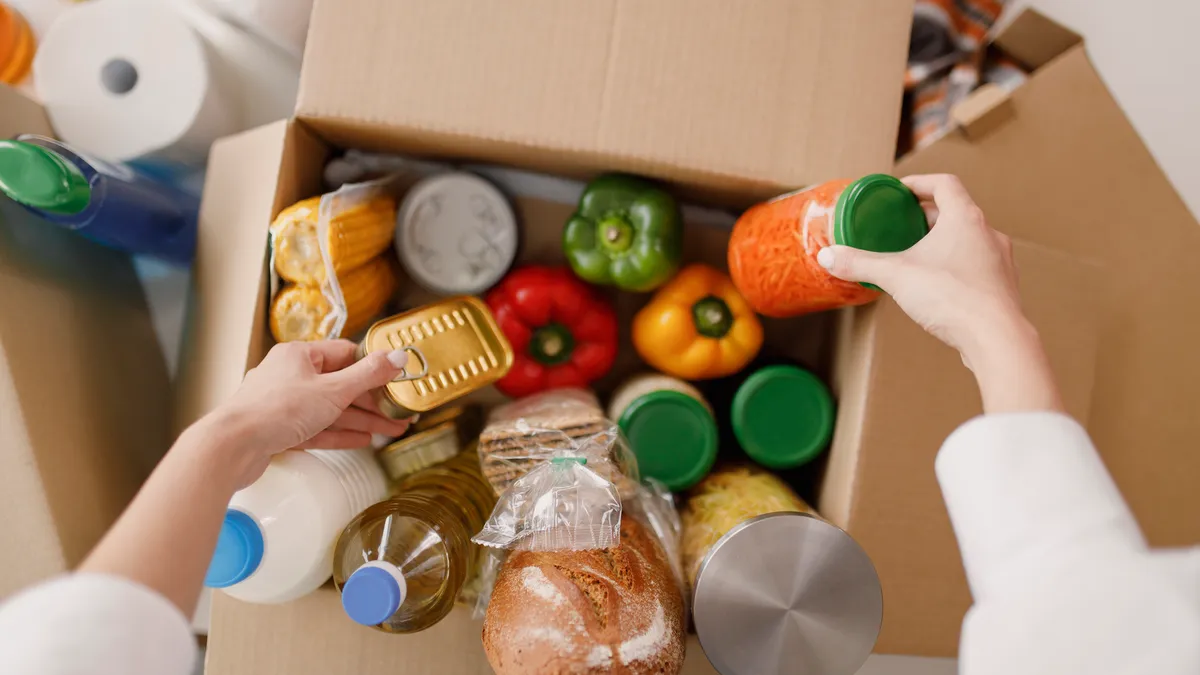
[395,171,519,295]
[692,512,883,675]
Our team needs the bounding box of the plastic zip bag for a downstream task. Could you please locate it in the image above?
[472,455,622,552]
[268,177,397,342]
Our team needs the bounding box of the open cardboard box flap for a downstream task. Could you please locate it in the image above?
[295,0,913,202]
[0,85,172,596]
[900,7,1200,549]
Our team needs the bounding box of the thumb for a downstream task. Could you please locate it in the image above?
[817,245,901,286]
[324,349,409,401]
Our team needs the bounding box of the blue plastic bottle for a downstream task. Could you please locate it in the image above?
[0,136,198,265]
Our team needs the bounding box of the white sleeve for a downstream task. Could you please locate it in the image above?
[938,413,1200,675]
[0,573,197,675]
[935,412,1145,600]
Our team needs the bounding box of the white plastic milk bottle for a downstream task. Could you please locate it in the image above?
[204,448,387,604]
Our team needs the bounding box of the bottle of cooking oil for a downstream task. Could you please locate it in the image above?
[333,447,496,633]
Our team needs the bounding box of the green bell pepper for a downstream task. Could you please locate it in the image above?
[562,174,682,292]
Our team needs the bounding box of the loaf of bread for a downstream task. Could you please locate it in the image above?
[483,517,686,675]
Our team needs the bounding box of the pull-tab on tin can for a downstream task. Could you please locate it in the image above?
[357,297,514,419]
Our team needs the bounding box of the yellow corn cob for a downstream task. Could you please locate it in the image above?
[270,285,332,342]
[270,255,398,343]
[271,194,397,285]
[338,254,398,339]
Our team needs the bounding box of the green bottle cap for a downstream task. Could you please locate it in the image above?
[0,140,90,214]
[731,365,834,469]
[833,174,928,291]
[618,390,717,491]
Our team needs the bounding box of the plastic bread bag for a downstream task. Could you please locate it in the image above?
[476,388,639,498]
[268,177,398,343]
[469,547,510,620]
[623,477,689,620]
[472,454,623,552]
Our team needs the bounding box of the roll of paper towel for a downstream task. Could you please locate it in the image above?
[34,0,236,164]
[207,0,314,58]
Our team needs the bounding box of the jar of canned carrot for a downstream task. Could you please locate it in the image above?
[728,174,928,318]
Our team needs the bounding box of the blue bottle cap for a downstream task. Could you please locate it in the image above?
[342,562,407,626]
[205,509,264,588]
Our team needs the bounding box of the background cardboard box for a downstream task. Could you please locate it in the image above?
[0,85,173,596]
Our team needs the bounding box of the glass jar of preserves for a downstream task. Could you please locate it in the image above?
[608,373,717,491]
[728,174,927,317]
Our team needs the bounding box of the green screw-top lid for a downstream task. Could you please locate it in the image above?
[0,140,90,214]
[618,390,717,491]
[834,174,928,291]
[731,365,834,469]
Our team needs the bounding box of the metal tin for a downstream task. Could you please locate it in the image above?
[395,172,519,295]
[358,297,514,419]
[692,512,882,675]
[376,421,462,482]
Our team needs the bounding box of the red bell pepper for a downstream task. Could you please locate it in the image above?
[486,266,618,398]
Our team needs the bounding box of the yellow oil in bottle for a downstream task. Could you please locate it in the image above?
[333,448,495,633]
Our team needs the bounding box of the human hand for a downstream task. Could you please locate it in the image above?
[200,340,414,487]
[816,174,1063,413]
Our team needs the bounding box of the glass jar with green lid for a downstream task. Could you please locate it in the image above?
[609,373,718,491]
[731,365,834,469]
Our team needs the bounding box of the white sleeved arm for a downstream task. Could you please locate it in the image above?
[935,412,1146,600]
[937,413,1200,675]
[0,573,197,675]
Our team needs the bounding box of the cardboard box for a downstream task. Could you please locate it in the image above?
[181,5,1197,672]
[0,85,173,597]
[837,9,1200,655]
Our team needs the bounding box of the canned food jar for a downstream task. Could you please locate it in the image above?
[358,297,514,419]
[731,365,834,469]
[608,373,718,491]
[395,172,519,296]
[377,422,461,483]
[682,466,882,675]
[728,174,928,318]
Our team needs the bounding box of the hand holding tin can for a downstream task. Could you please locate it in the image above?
[357,297,514,419]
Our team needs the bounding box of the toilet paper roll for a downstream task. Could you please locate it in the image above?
[34,0,236,164]
[207,0,314,58]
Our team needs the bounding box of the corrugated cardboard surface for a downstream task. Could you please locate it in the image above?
[0,86,172,595]
[897,43,1200,551]
[298,0,913,201]
[823,242,1102,656]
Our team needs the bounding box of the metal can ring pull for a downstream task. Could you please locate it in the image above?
[391,346,429,382]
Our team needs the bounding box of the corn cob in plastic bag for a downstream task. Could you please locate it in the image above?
[271,255,397,342]
[268,178,399,342]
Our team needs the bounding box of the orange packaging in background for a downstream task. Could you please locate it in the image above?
[0,2,35,85]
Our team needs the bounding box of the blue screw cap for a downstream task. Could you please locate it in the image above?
[342,563,406,626]
[205,509,264,588]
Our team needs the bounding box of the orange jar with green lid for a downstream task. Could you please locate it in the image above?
[0,2,35,85]
[728,174,928,318]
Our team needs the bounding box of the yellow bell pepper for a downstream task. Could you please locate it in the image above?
[633,263,763,380]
